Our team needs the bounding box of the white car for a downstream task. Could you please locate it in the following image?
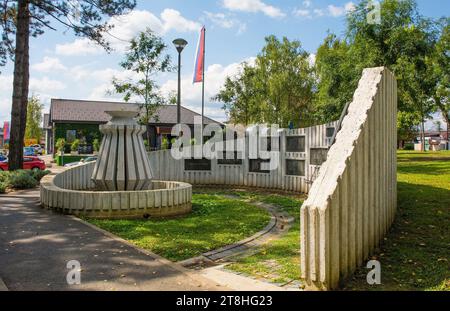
[64,156,97,168]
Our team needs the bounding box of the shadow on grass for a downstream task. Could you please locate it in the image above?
[343,181,450,291]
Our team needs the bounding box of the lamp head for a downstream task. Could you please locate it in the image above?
[172,38,188,53]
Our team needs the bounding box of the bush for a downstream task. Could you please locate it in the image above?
[56,138,66,153]
[403,143,414,150]
[71,139,80,153]
[0,171,9,184]
[8,170,38,189]
[0,182,6,194]
[93,139,100,152]
[31,169,51,182]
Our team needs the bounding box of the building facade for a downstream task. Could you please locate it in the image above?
[46,99,221,155]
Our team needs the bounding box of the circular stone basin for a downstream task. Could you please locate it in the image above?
[40,162,192,219]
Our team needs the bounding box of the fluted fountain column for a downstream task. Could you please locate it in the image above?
[91,110,153,191]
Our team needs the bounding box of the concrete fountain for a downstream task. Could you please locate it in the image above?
[40,109,192,219]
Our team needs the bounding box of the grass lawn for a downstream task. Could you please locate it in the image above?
[221,190,304,284]
[87,193,270,261]
[227,151,450,290]
[343,151,450,290]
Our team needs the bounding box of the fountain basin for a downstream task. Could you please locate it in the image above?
[40,162,192,219]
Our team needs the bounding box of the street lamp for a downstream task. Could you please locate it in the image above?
[173,38,188,124]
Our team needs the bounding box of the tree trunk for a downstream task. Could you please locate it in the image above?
[9,0,30,170]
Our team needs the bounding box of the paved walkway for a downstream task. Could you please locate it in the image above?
[0,189,225,291]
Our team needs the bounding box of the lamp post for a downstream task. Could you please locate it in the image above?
[172,38,188,124]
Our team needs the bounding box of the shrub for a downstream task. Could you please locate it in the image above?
[71,139,80,153]
[93,139,100,152]
[31,169,51,182]
[403,143,414,150]
[56,138,66,153]
[8,170,38,189]
[0,171,9,184]
[0,182,6,193]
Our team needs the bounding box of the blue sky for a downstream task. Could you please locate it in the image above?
[0,0,448,127]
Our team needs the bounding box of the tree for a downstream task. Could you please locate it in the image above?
[0,0,136,170]
[215,36,315,128]
[25,95,43,142]
[314,0,440,150]
[112,28,172,145]
[428,19,450,138]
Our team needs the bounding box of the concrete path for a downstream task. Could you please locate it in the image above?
[0,189,225,291]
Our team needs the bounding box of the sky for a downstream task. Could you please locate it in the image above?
[0,0,448,129]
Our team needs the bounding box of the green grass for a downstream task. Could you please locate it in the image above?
[87,193,270,261]
[226,151,450,290]
[343,151,450,291]
[223,191,304,284]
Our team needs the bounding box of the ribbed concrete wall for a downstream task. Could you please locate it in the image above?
[148,121,338,193]
[300,67,397,290]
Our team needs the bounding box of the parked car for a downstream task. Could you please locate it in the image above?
[0,156,46,171]
[64,156,97,168]
[24,147,36,156]
[30,144,43,155]
[0,154,7,162]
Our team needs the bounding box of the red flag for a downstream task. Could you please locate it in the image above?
[193,26,205,83]
[3,121,9,141]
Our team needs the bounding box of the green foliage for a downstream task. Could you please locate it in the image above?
[112,28,172,140]
[30,169,50,182]
[56,138,66,153]
[70,139,80,152]
[0,1,137,68]
[0,182,6,194]
[161,136,169,150]
[215,36,315,127]
[93,139,100,152]
[0,169,50,190]
[25,95,43,141]
[7,170,38,189]
[314,0,442,134]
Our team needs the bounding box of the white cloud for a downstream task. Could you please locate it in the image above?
[55,38,103,56]
[56,9,201,56]
[29,77,67,93]
[203,11,247,34]
[222,0,285,18]
[0,75,13,92]
[31,57,67,72]
[160,57,256,122]
[293,9,311,18]
[303,1,312,8]
[313,8,325,17]
[327,2,355,17]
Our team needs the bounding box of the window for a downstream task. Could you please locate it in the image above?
[286,160,305,176]
[286,136,305,152]
[326,127,335,138]
[184,158,211,171]
[310,148,328,165]
[249,159,270,173]
[66,130,77,144]
[218,152,242,165]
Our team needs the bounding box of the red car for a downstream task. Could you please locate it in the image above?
[0,156,46,171]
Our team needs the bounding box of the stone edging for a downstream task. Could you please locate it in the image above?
[178,197,294,267]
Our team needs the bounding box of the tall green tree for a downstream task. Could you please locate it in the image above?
[215,36,315,127]
[25,95,43,142]
[314,0,440,149]
[0,0,136,170]
[428,19,450,135]
[112,28,172,145]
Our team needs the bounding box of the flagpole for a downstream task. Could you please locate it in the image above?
[201,27,205,146]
